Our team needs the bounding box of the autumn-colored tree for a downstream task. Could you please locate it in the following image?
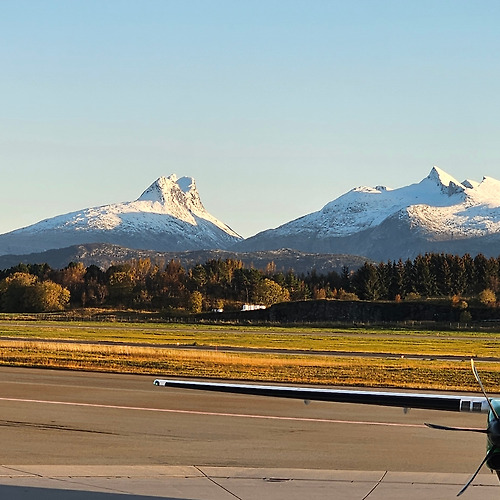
[312,287,327,299]
[107,265,136,305]
[0,272,38,311]
[0,272,69,312]
[188,291,203,313]
[131,258,155,280]
[265,261,276,275]
[479,288,497,307]
[150,260,188,309]
[53,262,86,305]
[337,289,359,301]
[31,281,70,311]
[252,278,290,306]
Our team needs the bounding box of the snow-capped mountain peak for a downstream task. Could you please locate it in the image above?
[136,175,206,218]
[424,166,465,196]
[137,175,179,203]
[138,174,197,203]
[465,175,500,207]
[315,166,468,237]
[0,174,242,255]
[235,166,500,261]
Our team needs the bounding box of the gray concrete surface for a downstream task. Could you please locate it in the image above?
[0,367,498,498]
[0,466,498,499]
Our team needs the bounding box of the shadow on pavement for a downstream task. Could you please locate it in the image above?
[0,484,192,500]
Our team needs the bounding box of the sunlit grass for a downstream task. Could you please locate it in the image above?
[0,320,499,358]
[1,339,499,392]
[0,319,499,391]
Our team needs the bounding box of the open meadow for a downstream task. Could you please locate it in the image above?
[0,318,499,392]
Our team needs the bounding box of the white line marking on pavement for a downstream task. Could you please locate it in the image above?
[0,396,424,428]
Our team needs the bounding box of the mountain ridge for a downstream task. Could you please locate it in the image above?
[2,167,500,262]
[234,166,500,260]
[0,243,369,275]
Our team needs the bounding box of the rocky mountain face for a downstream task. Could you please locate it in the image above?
[234,167,500,261]
[0,175,242,255]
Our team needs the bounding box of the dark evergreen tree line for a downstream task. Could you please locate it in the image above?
[350,254,500,301]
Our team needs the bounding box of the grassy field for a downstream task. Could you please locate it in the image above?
[0,319,499,391]
[1,320,500,356]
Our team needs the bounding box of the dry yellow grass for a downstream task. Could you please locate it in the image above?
[1,340,499,392]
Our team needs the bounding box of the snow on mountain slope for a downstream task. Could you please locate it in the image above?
[0,175,242,255]
[235,167,500,260]
[404,171,500,237]
[274,166,471,238]
[3,167,500,262]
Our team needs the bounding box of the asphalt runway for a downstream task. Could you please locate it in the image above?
[0,366,498,498]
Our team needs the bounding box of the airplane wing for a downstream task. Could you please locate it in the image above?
[153,378,489,413]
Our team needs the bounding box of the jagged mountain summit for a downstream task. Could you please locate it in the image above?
[0,175,242,255]
[234,167,500,261]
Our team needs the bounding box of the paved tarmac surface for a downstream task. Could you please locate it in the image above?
[0,466,499,499]
[0,366,498,498]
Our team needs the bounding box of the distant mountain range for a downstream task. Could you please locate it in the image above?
[1,167,500,266]
[235,167,500,261]
[0,244,368,275]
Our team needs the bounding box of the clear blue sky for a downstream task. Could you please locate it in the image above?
[1,0,499,238]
